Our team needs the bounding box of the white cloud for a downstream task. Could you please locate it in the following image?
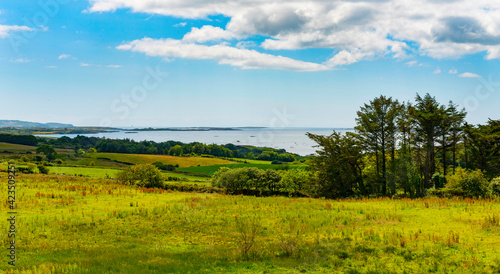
[11,58,30,63]
[118,38,330,71]
[406,60,421,67]
[58,54,71,59]
[0,25,32,38]
[449,68,458,74]
[459,72,481,78]
[434,67,442,74]
[173,22,186,27]
[106,65,122,68]
[89,0,500,67]
[183,25,239,43]
[80,63,91,67]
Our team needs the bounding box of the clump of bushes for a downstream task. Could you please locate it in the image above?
[490,177,500,196]
[117,164,163,188]
[212,167,311,196]
[152,161,177,171]
[446,167,489,198]
[37,164,49,174]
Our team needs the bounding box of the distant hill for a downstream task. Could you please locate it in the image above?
[0,120,74,128]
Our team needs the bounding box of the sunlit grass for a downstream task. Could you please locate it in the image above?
[1,171,500,273]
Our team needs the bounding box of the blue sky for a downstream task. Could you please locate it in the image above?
[1,0,499,128]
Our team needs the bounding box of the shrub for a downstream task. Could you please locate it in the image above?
[152,161,176,171]
[54,159,64,165]
[37,164,49,174]
[212,167,283,194]
[447,167,489,198]
[20,156,30,163]
[490,177,500,196]
[117,164,163,188]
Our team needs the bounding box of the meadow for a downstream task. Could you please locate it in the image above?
[1,169,500,273]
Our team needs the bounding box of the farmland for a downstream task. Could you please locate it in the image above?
[1,170,500,273]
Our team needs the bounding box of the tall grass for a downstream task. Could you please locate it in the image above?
[1,172,500,273]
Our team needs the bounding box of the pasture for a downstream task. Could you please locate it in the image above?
[1,170,500,273]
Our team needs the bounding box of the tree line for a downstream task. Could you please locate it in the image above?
[36,135,297,162]
[307,93,500,198]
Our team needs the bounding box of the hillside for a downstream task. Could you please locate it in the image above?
[0,120,74,128]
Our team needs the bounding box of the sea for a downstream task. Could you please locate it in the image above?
[39,128,353,156]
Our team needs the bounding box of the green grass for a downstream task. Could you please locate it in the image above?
[0,142,72,154]
[2,172,500,273]
[178,163,305,176]
[49,166,121,178]
[86,152,236,168]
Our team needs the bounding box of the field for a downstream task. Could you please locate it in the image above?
[0,143,72,154]
[2,169,500,273]
[178,163,306,176]
[86,153,236,168]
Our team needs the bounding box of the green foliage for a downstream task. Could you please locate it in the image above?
[36,144,57,161]
[37,164,49,174]
[117,164,163,188]
[77,148,86,156]
[20,155,30,162]
[432,173,446,189]
[278,168,311,195]
[152,161,176,171]
[307,131,366,198]
[489,177,500,196]
[54,158,64,165]
[446,167,489,197]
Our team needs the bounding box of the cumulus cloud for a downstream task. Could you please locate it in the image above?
[434,67,442,74]
[183,25,239,43]
[89,0,500,68]
[449,68,458,74]
[117,38,330,71]
[459,72,481,78]
[0,25,32,38]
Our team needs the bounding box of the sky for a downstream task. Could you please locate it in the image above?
[1,0,499,128]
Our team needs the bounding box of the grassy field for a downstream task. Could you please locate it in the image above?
[49,166,122,179]
[178,163,306,176]
[0,142,72,154]
[86,153,236,168]
[2,170,500,273]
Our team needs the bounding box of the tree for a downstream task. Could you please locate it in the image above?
[436,101,466,179]
[117,164,163,188]
[36,144,57,161]
[464,119,500,179]
[355,95,400,195]
[168,145,183,156]
[413,93,445,189]
[307,131,366,198]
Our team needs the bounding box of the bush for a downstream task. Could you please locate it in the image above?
[54,159,64,165]
[212,167,282,194]
[490,177,500,196]
[37,164,49,174]
[447,167,489,198]
[20,156,30,163]
[152,161,176,171]
[117,164,163,188]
